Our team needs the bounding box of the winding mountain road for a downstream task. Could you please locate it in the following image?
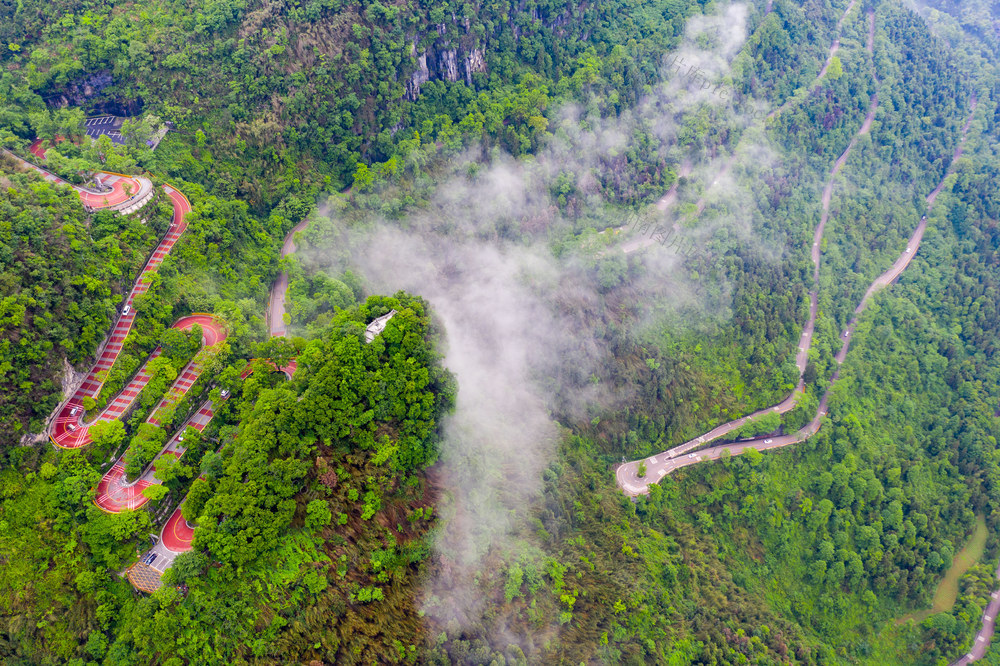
[10,151,231,512]
[135,217,311,588]
[8,139,316,588]
[618,53,974,499]
[953,572,1000,664]
[267,216,312,338]
[622,0,859,258]
[616,10,993,663]
[616,9,975,490]
[619,5,881,495]
[767,0,858,122]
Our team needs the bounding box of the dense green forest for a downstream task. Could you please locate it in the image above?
[2,0,1000,663]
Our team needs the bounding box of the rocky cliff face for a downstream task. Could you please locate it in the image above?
[406,42,487,99]
[403,2,580,100]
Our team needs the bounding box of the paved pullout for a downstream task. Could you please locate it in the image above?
[7,144,152,210]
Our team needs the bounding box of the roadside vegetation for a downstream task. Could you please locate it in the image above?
[1,0,1000,664]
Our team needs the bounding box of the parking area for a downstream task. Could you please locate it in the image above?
[84,116,126,145]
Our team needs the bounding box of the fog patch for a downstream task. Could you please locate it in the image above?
[296,0,784,644]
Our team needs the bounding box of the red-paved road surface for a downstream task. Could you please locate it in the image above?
[94,462,151,512]
[50,186,189,448]
[91,316,226,513]
[22,140,148,208]
[146,314,225,427]
[51,315,217,449]
[95,451,178,514]
[76,173,146,208]
[29,139,50,160]
[15,147,230,512]
[109,392,227,515]
[161,508,196,552]
[151,357,293,544]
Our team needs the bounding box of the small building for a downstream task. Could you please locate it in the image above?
[364,310,397,343]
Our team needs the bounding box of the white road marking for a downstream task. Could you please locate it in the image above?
[649,456,658,464]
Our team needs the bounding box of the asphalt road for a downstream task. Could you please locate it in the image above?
[622,153,735,255]
[618,48,880,495]
[267,217,312,337]
[767,0,857,121]
[623,0,861,259]
[952,573,1000,664]
[618,96,977,496]
[618,198,929,495]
